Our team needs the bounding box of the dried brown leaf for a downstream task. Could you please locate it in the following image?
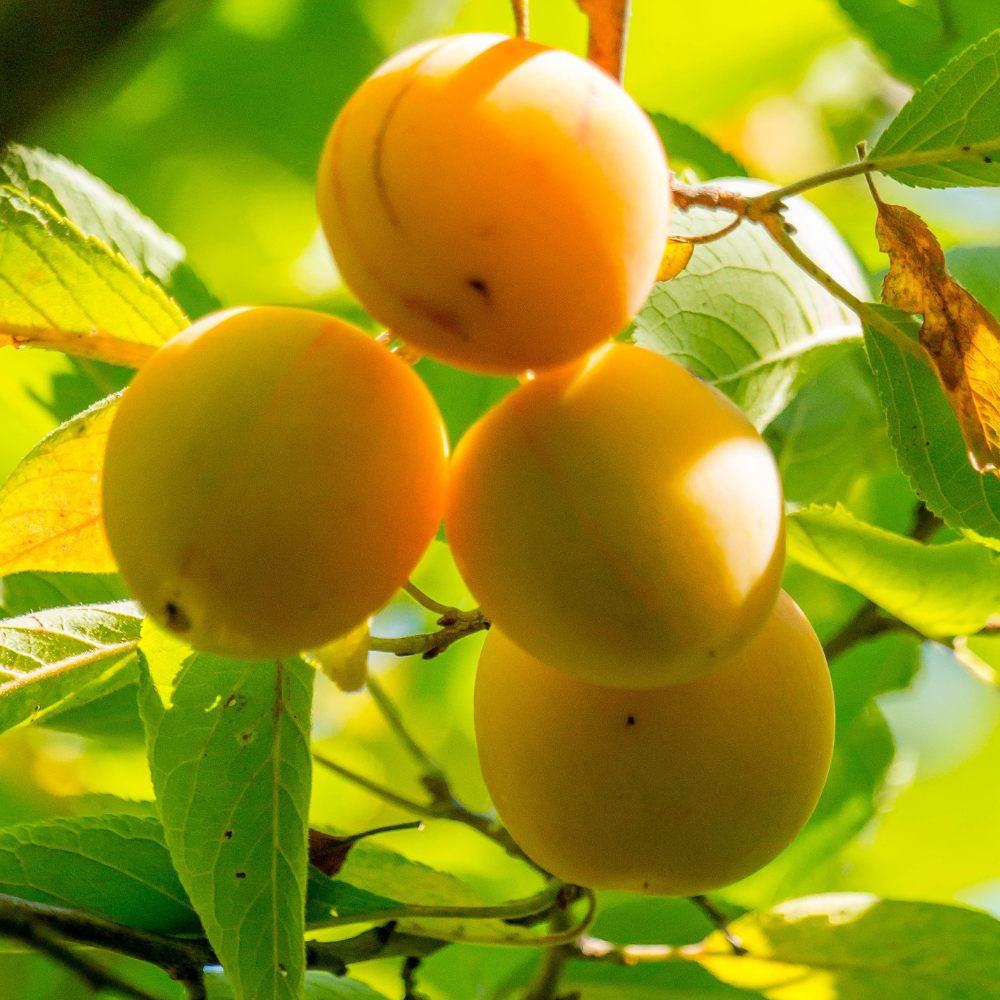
[875,189,1000,475]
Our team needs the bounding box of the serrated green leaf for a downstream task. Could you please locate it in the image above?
[145,652,314,1000]
[1,571,127,618]
[337,841,540,943]
[0,813,199,935]
[871,30,1000,188]
[863,308,1000,542]
[635,179,866,427]
[838,0,1000,86]
[0,145,219,320]
[305,866,400,925]
[786,504,1000,636]
[0,600,142,735]
[694,894,1000,999]
[648,113,748,180]
[767,347,895,506]
[0,392,119,576]
[0,187,187,366]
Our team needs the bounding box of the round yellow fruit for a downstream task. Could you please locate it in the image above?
[474,592,835,896]
[101,306,448,660]
[445,343,785,688]
[317,33,670,376]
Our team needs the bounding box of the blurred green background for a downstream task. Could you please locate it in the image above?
[1,0,999,996]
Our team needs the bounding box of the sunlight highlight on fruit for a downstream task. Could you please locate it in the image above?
[446,342,785,688]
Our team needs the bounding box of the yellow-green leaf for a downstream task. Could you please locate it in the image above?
[0,393,118,575]
[0,186,187,367]
[786,504,1000,637]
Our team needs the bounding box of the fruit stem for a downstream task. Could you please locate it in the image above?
[688,895,745,956]
[511,0,528,39]
[403,581,459,616]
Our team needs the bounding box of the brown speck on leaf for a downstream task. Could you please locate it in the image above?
[236,872,246,879]
[963,146,971,151]
[224,830,233,840]
[627,716,635,726]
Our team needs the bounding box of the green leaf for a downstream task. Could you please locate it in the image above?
[648,113,748,180]
[0,145,219,320]
[0,187,187,366]
[767,347,895,506]
[694,894,1000,999]
[863,309,1000,542]
[337,841,540,943]
[42,680,146,745]
[0,813,200,935]
[786,504,1000,636]
[838,0,1000,87]
[0,600,142,735]
[414,358,517,449]
[634,178,866,427]
[206,970,391,1000]
[1,571,128,618]
[144,651,314,1000]
[305,866,400,925]
[0,393,119,576]
[723,632,917,910]
[871,29,1000,189]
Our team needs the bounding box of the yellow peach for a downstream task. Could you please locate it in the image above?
[445,343,785,688]
[474,592,835,896]
[317,33,670,376]
[101,306,448,660]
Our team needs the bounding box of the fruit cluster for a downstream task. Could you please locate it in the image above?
[100,32,834,897]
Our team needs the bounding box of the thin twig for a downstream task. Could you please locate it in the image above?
[0,894,215,987]
[403,582,458,617]
[757,212,927,363]
[688,895,745,956]
[366,673,443,776]
[1,920,163,1000]
[313,752,441,818]
[668,216,743,245]
[524,889,574,1000]
[368,609,490,660]
[307,880,565,931]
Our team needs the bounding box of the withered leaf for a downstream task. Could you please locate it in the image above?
[874,188,1000,476]
[308,821,422,877]
[656,239,695,283]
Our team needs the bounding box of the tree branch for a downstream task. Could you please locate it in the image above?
[368,609,490,660]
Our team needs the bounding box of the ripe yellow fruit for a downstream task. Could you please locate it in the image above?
[474,592,835,896]
[317,33,670,376]
[101,306,448,660]
[445,343,785,688]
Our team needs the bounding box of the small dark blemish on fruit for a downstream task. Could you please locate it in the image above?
[236,872,246,879]
[224,830,233,840]
[643,882,649,890]
[627,716,635,726]
[708,650,716,658]
[164,602,191,634]
[469,278,490,301]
